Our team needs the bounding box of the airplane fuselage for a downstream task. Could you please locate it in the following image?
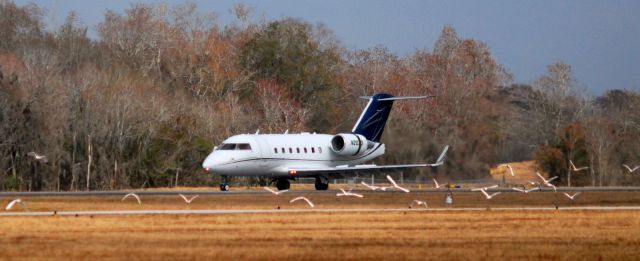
[202,133,385,178]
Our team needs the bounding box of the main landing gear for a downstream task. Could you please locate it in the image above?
[275,178,290,190]
[314,176,329,190]
[219,175,230,191]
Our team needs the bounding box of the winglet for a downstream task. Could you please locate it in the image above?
[429,145,449,166]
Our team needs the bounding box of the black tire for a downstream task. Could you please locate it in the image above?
[220,184,230,191]
[314,182,329,190]
[276,179,290,190]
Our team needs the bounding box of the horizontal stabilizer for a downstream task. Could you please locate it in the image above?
[359,95,434,101]
[360,95,436,101]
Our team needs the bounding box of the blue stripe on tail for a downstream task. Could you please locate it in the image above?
[352,93,395,142]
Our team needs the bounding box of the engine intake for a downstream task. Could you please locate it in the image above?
[331,133,372,156]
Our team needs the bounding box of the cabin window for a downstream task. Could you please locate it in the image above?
[282,148,285,153]
[274,148,278,154]
[296,148,300,153]
[304,148,308,153]
[289,148,293,153]
[311,147,315,153]
[318,147,322,153]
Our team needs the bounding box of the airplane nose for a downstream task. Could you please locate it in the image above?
[202,154,216,172]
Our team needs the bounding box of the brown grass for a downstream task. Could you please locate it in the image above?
[5,190,640,212]
[1,191,640,260]
[1,211,639,260]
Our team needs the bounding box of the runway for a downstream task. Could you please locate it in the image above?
[2,205,640,217]
[2,186,640,197]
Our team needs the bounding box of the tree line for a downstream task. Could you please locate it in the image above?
[0,2,638,191]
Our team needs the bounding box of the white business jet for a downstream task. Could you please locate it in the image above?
[202,93,449,191]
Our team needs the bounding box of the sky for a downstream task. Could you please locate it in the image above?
[15,0,640,95]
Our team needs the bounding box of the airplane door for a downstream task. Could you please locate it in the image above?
[254,136,270,168]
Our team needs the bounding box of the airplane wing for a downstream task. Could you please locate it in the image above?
[288,145,449,177]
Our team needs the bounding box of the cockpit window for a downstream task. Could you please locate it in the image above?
[220,144,236,150]
[219,143,252,150]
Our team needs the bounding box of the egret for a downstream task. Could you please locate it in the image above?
[178,194,199,204]
[570,160,589,172]
[623,164,640,173]
[498,164,515,176]
[26,152,48,163]
[289,196,314,208]
[386,175,410,193]
[361,181,392,191]
[410,200,428,209]
[563,192,582,200]
[264,187,289,195]
[536,172,558,192]
[470,185,499,192]
[477,189,501,199]
[512,187,539,193]
[432,178,444,189]
[336,188,364,198]
[121,193,141,204]
[5,198,27,210]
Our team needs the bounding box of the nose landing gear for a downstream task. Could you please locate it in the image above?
[219,175,230,191]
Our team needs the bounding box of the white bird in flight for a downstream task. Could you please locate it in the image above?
[178,194,199,204]
[563,192,582,200]
[360,181,392,191]
[410,199,428,209]
[471,185,500,199]
[26,151,48,163]
[386,175,410,193]
[5,198,27,210]
[121,193,141,204]
[623,164,640,173]
[289,196,314,208]
[477,189,501,199]
[570,160,589,172]
[263,187,289,195]
[471,185,499,192]
[432,178,444,189]
[512,187,539,193]
[536,172,558,192]
[498,164,515,176]
[361,181,379,190]
[336,188,364,198]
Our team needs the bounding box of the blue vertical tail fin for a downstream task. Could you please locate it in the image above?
[352,93,432,142]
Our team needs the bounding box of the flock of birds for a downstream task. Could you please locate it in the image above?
[264,159,640,208]
[3,159,639,211]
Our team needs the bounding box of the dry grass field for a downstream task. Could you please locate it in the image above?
[4,189,640,212]
[490,160,539,183]
[1,189,640,260]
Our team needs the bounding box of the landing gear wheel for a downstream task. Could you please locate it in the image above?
[314,176,329,190]
[314,182,329,190]
[219,175,230,191]
[276,178,290,190]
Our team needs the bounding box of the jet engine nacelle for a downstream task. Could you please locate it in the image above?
[330,133,373,156]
